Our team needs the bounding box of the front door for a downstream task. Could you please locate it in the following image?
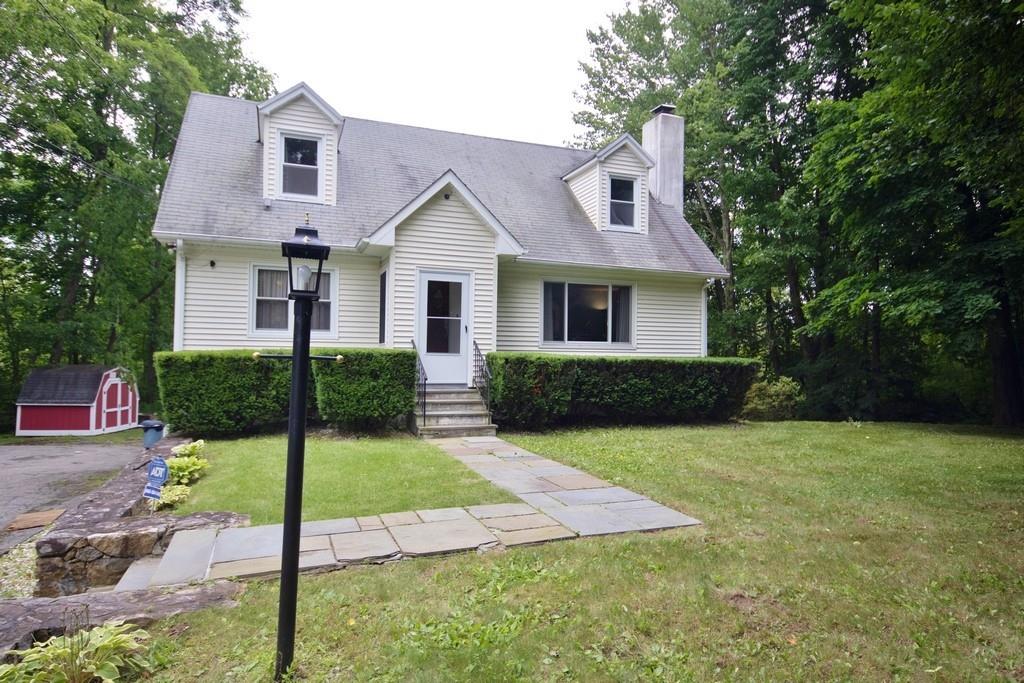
[417,271,470,385]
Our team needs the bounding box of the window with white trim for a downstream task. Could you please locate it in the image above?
[609,176,637,228]
[255,268,289,331]
[280,134,322,198]
[543,281,632,344]
[253,266,335,335]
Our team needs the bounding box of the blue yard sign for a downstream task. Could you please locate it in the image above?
[143,456,169,500]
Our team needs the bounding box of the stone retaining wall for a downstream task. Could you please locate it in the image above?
[34,440,248,597]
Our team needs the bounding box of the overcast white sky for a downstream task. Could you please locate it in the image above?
[239,0,629,147]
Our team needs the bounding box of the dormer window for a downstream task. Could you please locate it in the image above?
[609,176,637,228]
[280,133,323,200]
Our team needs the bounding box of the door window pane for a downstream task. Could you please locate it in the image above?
[543,282,565,342]
[611,285,631,342]
[567,284,609,342]
[427,280,462,317]
[427,318,461,353]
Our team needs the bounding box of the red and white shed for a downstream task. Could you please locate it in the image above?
[15,365,139,436]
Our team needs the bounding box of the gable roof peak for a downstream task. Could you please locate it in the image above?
[258,82,344,126]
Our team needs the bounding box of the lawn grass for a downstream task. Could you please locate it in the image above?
[174,433,516,525]
[152,422,1024,681]
[0,427,141,446]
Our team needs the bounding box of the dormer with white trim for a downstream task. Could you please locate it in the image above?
[562,133,654,234]
[258,83,343,206]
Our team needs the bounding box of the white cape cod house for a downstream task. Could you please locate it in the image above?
[153,83,727,393]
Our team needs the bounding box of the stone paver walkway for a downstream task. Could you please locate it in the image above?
[150,436,700,585]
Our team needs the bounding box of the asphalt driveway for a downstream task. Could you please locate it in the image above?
[0,442,140,539]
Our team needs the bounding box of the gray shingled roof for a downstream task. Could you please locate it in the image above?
[17,366,112,405]
[154,92,727,276]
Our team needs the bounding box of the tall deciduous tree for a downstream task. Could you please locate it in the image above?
[0,0,274,428]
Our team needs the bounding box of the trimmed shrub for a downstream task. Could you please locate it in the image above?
[487,353,759,430]
[312,348,417,429]
[742,376,804,420]
[154,350,292,436]
[488,354,576,429]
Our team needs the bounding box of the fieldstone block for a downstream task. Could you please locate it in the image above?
[86,557,134,586]
[88,528,159,558]
[542,473,609,490]
[494,525,576,546]
[548,487,646,506]
[467,503,536,519]
[389,518,497,556]
[330,529,400,563]
[613,505,702,530]
[417,507,471,522]
[380,511,421,527]
[148,529,217,587]
[356,515,384,530]
[483,513,561,532]
[543,505,642,536]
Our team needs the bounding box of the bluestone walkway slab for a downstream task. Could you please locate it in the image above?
[145,436,701,586]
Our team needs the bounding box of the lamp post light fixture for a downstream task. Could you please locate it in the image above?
[274,222,330,682]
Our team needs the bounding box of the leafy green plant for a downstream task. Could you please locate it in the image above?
[0,618,160,683]
[487,353,759,429]
[170,439,206,458]
[149,484,192,511]
[742,376,804,421]
[312,348,417,429]
[167,455,209,485]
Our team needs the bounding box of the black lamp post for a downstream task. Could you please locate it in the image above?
[274,223,330,682]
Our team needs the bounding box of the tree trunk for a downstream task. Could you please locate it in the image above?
[49,248,87,365]
[988,291,1024,426]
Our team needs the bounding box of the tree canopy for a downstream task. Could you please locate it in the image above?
[575,0,1024,425]
[0,0,274,428]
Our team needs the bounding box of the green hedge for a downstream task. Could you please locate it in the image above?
[487,353,760,430]
[155,348,417,436]
[313,348,416,429]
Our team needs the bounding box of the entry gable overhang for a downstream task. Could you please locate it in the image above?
[561,133,655,182]
[357,169,526,256]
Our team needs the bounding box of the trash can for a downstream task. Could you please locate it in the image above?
[141,419,165,449]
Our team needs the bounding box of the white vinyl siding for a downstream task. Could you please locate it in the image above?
[497,261,704,356]
[567,168,600,226]
[263,96,337,205]
[179,243,380,349]
[600,146,648,233]
[391,189,497,352]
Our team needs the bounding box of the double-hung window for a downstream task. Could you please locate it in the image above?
[280,134,322,199]
[253,266,334,335]
[609,176,637,228]
[543,281,632,344]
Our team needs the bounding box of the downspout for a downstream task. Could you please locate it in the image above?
[173,239,185,351]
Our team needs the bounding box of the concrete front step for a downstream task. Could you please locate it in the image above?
[424,398,488,411]
[416,423,498,438]
[422,390,484,401]
[419,411,492,427]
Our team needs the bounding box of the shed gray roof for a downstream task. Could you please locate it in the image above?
[154,92,727,276]
[17,366,113,405]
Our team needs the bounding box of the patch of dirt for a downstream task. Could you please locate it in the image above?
[725,591,760,614]
[1009,665,1024,682]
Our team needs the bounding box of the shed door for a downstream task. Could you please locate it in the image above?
[103,378,123,431]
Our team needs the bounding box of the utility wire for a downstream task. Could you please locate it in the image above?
[32,0,180,148]
[0,120,155,198]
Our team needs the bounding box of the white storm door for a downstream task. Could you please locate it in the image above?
[417,271,470,385]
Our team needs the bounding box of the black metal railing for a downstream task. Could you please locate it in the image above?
[411,339,427,423]
[472,340,491,410]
